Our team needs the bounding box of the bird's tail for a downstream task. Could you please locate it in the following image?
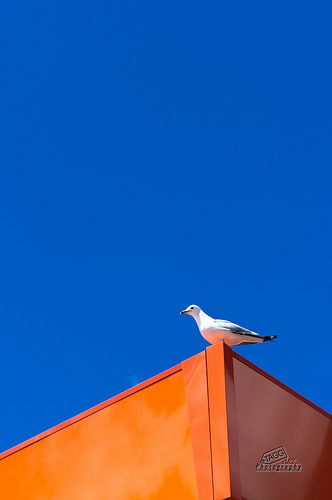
[262,335,278,342]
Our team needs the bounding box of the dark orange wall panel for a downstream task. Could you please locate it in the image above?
[232,355,332,500]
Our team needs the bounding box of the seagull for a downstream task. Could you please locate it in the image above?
[180,304,277,346]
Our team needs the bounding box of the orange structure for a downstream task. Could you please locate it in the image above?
[0,343,331,499]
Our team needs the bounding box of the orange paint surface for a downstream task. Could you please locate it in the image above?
[232,355,332,500]
[0,344,330,499]
[206,344,232,499]
[0,371,199,499]
[181,351,215,500]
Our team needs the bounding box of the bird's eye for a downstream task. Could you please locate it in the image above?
[191,307,194,309]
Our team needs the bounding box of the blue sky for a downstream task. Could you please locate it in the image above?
[0,1,331,452]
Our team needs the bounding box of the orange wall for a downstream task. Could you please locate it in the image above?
[0,343,330,500]
[0,371,199,499]
[232,355,332,500]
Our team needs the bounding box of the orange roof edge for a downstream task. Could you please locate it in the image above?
[231,349,331,419]
[1,345,330,465]
[0,361,182,461]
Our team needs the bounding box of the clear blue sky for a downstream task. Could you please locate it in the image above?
[0,1,331,452]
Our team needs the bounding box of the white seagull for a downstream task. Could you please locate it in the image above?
[180,304,277,346]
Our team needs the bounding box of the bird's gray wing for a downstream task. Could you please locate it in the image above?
[214,320,259,337]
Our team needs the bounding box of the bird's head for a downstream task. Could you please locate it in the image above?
[180,304,201,317]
